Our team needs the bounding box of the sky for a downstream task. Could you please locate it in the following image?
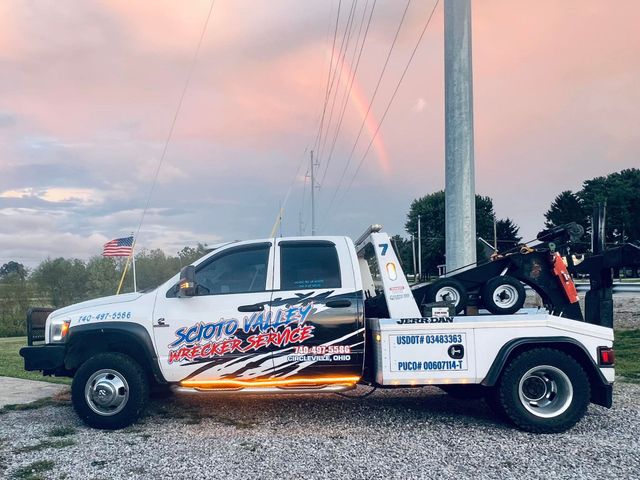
[1,0,639,267]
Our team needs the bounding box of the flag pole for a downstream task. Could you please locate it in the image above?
[270,206,284,238]
[116,253,133,295]
[115,236,135,295]
[132,236,137,293]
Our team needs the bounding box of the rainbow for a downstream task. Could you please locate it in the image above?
[334,50,391,174]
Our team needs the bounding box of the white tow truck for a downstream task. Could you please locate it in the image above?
[21,225,615,433]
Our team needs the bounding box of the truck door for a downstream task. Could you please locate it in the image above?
[268,238,365,381]
[152,241,275,383]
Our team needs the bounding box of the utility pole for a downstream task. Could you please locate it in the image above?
[310,150,317,235]
[411,234,417,280]
[493,217,497,252]
[444,0,476,273]
[417,216,422,281]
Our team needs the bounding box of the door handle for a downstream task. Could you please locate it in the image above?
[325,300,352,308]
[238,303,265,312]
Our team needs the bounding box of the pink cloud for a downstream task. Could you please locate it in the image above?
[1,0,639,250]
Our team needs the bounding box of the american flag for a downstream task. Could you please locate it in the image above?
[102,236,134,257]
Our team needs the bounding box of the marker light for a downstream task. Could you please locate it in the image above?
[180,376,361,389]
[49,318,71,343]
[386,262,397,281]
[598,347,615,366]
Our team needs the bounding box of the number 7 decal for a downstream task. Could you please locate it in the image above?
[379,243,388,256]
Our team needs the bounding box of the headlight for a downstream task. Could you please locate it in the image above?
[49,318,71,343]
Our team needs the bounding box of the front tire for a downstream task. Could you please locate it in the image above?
[72,352,149,430]
[496,348,590,433]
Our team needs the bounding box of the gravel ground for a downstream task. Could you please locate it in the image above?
[612,295,640,329]
[1,384,639,480]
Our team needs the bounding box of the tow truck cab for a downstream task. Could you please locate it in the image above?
[21,226,615,433]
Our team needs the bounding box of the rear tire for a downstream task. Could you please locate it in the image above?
[72,352,149,430]
[481,276,526,315]
[496,348,590,433]
[425,279,468,314]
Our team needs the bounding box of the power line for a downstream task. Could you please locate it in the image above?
[315,0,359,163]
[323,0,413,218]
[299,0,343,235]
[316,0,359,164]
[269,146,308,237]
[319,0,377,189]
[332,0,441,216]
[316,0,355,157]
[312,0,343,156]
[271,1,343,236]
[133,0,216,246]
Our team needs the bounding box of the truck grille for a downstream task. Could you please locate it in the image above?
[26,308,54,345]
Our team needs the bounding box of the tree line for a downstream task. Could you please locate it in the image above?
[1,168,638,337]
[392,168,640,279]
[0,245,207,336]
[391,191,522,279]
[544,168,640,246]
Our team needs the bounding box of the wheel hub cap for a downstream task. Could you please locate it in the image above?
[93,382,117,406]
[521,376,547,401]
[85,369,129,416]
[518,365,573,418]
[437,287,460,305]
[493,285,518,308]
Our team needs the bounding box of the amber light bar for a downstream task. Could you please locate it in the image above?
[180,375,361,389]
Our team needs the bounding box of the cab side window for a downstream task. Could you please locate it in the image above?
[195,244,270,295]
[280,242,341,290]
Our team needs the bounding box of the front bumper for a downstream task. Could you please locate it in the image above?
[20,345,66,373]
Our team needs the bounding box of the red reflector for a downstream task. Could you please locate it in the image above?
[599,347,615,365]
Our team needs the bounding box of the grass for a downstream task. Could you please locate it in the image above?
[10,460,55,480]
[614,329,640,382]
[47,426,76,437]
[0,337,70,385]
[14,438,75,454]
[0,393,71,415]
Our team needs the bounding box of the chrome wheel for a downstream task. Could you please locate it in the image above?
[85,369,129,416]
[435,286,460,305]
[518,365,573,418]
[492,284,519,309]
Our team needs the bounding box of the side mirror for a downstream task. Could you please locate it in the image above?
[177,265,197,297]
